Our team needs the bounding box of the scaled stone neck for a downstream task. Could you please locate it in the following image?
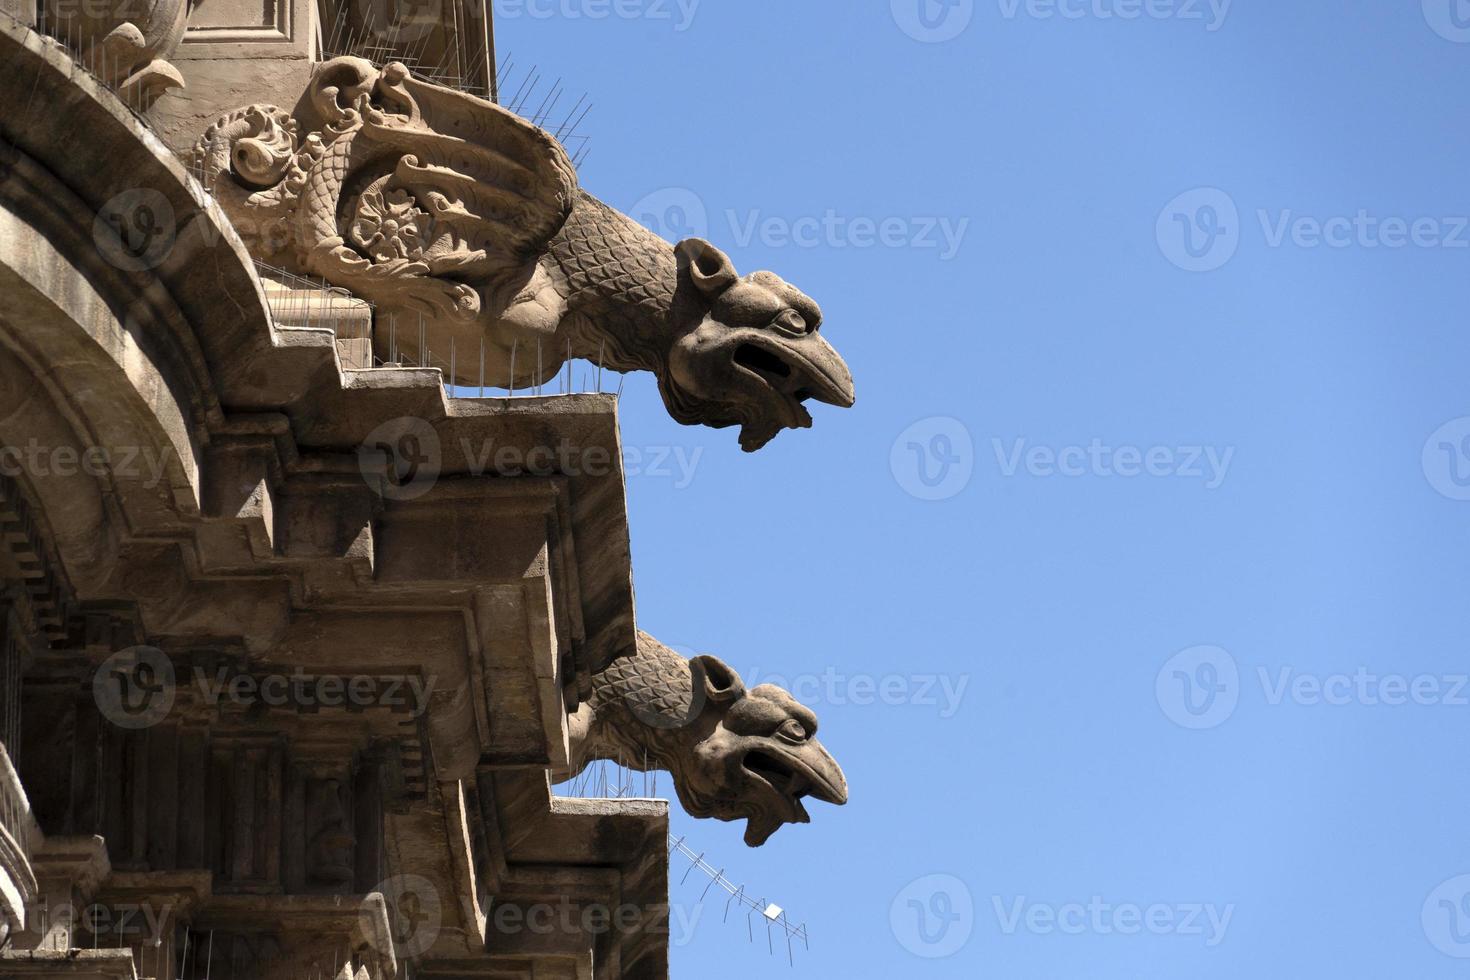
[553,191,682,378]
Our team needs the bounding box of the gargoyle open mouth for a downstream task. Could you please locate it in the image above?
[730,335,856,452]
[740,747,848,846]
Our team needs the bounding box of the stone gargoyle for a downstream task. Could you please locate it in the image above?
[47,0,188,108]
[558,631,847,846]
[193,57,855,451]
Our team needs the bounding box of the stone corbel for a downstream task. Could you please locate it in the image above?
[23,835,111,951]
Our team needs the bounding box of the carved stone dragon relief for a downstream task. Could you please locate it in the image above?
[193,57,856,451]
[558,632,847,846]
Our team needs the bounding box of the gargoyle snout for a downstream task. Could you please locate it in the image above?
[776,332,856,410]
[802,738,848,807]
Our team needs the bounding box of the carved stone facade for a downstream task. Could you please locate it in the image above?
[0,4,849,978]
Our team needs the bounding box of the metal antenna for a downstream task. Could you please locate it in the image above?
[538,756,813,966]
[667,836,808,963]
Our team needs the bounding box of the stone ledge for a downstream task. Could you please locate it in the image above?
[0,948,138,978]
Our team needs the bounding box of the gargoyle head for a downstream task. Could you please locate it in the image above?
[573,634,848,845]
[672,656,848,846]
[663,240,856,452]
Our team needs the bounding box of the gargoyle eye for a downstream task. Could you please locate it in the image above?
[771,310,810,336]
[776,719,808,744]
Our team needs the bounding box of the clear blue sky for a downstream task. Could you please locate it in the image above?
[508,3,1470,976]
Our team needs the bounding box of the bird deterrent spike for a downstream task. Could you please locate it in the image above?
[555,94,588,139]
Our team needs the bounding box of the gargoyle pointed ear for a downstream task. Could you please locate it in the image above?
[692,655,746,703]
[676,239,739,298]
